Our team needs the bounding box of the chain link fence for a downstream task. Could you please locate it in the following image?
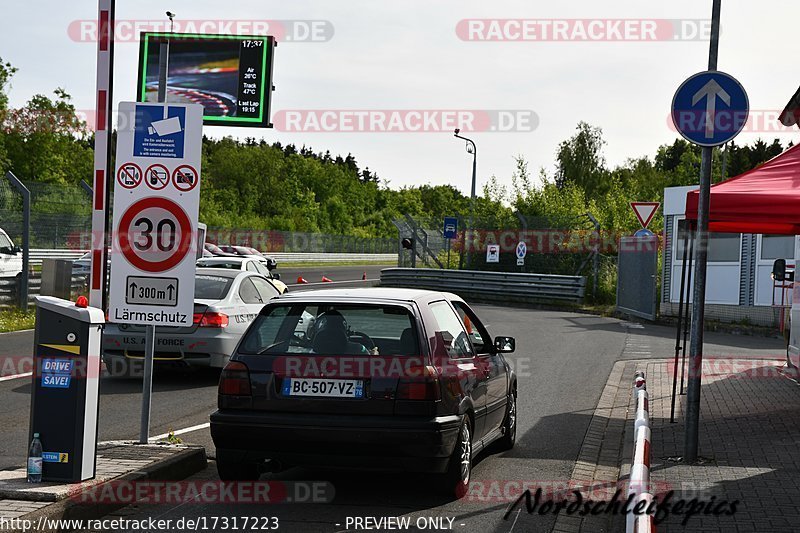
[0,179,92,250]
[395,213,617,302]
[0,180,396,254]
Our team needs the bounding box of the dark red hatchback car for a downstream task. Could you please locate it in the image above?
[210,288,517,496]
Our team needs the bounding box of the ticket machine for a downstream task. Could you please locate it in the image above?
[28,296,104,482]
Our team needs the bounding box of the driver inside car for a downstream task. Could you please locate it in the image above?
[311,310,370,355]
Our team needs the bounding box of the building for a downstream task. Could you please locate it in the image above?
[661,185,794,326]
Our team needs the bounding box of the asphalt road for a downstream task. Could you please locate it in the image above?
[0,274,786,532]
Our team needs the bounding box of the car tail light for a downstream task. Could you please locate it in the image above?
[193,312,229,328]
[219,361,251,396]
[396,365,440,401]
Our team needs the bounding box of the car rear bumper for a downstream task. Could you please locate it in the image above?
[210,410,462,473]
[102,327,239,368]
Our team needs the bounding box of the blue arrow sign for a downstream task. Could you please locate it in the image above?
[671,71,749,147]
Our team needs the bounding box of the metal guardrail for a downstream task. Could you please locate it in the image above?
[29,249,85,265]
[380,268,586,303]
[269,253,397,263]
[26,250,397,265]
[0,275,87,309]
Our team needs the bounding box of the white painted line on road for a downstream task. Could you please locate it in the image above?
[0,372,32,382]
[149,422,210,442]
[0,329,34,336]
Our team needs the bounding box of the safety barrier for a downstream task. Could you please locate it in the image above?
[26,249,396,266]
[626,370,655,533]
[267,252,396,263]
[379,268,586,304]
[29,249,86,265]
[0,274,88,309]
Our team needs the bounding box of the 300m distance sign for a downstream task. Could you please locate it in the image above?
[109,102,203,327]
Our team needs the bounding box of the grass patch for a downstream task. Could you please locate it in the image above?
[0,309,36,332]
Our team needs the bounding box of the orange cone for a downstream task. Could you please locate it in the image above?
[322,276,333,282]
[297,276,308,284]
[362,271,367,281]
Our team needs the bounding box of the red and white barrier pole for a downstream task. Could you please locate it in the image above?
[634,388,649,444]
[627,371,654,533]
[632,493,656,533]
[89,0,115,309]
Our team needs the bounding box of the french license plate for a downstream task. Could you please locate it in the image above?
[282,378,364,398]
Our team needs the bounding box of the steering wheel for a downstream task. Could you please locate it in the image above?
[258,335,313,355]
[349,331,375,351]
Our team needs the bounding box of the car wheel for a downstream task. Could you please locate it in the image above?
[496,386,517,451]
[216,452,260,481]
[440,417,472,498]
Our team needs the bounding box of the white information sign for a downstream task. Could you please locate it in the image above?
[109,102,203,326]
[486,244,500,263]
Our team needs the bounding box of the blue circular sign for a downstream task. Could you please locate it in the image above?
[634,228,655,238]
[671,71,749,147]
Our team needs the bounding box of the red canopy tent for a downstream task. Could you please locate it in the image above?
[685,143,800,235]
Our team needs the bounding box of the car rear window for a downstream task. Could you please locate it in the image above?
[239,303,419,356]
[194,275,233,300]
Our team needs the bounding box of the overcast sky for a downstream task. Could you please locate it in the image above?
[3,1,799,195]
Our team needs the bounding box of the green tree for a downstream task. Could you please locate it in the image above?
[555,122,609,198]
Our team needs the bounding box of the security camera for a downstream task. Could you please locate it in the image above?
[166,11,175,18]
[454,128,460,134]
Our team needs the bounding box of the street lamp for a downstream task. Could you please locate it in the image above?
[454,128,477,268]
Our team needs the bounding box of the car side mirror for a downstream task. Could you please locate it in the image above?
[272,273,281,280]
[12,245,21,255]
[494,336,515,353]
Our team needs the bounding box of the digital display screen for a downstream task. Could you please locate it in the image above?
[137,33,275,128]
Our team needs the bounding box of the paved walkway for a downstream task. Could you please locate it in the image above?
[552,321,800,532]
[0,441,205,532]
[641,357,800,532]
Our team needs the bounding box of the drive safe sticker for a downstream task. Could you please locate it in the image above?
[41,358,73,389]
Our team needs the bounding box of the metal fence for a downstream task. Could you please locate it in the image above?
[0,274,88,310]
[616,236,659,320]
[395,213,604,299]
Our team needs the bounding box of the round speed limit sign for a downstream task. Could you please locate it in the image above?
[117,197,193,272]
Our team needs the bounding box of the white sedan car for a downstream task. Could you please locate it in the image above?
[102,268,283,377]
[196,256,288,293]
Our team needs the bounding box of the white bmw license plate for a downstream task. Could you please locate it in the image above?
[282,378,364,398]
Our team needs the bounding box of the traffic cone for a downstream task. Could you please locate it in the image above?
[296,276,308,284]
[362,271,367,281]
[322,276,333,282]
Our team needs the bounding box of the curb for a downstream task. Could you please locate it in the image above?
[551,359,631,533]
[4,445,207,533]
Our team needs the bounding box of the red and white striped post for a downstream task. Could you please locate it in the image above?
[90,0,115,309]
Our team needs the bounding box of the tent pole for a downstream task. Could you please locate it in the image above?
[671,220,690,423]
[680,225,695,395]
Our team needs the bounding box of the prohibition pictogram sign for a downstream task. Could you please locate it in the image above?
[172,165,199,192]
[116,162,142,189]
[144,164,170,191]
